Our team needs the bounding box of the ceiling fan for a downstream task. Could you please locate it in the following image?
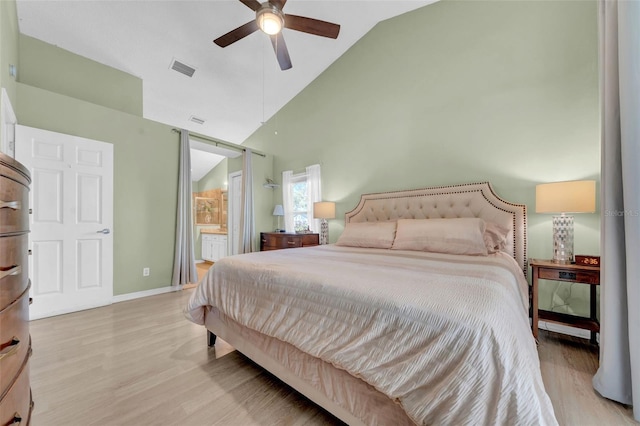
[213,0,340,71]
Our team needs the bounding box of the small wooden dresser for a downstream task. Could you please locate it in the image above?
[0,153,33,425]
[260,232,319,251]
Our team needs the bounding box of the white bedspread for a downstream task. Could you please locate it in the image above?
[185,245,557,426]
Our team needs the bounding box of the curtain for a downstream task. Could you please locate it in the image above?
[306,164,322,233]
[282,170,294,232]
[592,0,640,421]
[239,149,255,253]
[171,129,197,286]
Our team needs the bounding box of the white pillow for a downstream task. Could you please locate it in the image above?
[335,221,397,249]
[391,218,488,256]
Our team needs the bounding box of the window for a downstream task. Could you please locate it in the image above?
[282,164,321,233]
[290,173,309,232]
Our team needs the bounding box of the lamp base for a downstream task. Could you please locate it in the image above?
[552,214,574,264]
[320,219,329,245]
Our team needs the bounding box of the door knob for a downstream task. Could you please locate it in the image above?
[96,228,111,234]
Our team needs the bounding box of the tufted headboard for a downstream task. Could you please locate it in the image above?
[345,182,527,274]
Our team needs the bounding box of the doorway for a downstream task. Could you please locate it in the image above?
[15,125,114,319]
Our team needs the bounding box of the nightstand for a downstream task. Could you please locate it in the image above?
[530,259,600,344]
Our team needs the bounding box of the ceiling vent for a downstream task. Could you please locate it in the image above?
[170,59,196,77]
[189,115,206,125]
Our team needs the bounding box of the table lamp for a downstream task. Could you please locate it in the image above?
[273,204,284,232]
[535,180,596,264]
[313,201,335,245]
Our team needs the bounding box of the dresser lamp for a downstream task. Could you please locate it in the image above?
[273,204,284,232]
[313,201,335,245]
[535,180,596,264]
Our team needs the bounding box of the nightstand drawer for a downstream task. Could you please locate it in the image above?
[538,267,600,285]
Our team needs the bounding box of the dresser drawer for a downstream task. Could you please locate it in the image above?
[0,234,29,309]
[300,234,319,247]
[0,176,29,235]
[0,356,32,426]
[261,234,299,249]
[0,289,30,399]
[260,232,321,251]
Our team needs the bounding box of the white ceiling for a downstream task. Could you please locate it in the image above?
[16,0,434,179]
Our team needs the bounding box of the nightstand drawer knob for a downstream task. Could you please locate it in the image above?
[559,271,577,280]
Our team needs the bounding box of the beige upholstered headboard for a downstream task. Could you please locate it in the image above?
[345,182,527,274]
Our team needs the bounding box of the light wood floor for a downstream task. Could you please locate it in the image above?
[29,290,636,426]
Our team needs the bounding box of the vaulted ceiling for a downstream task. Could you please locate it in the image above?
[16,1,434,179]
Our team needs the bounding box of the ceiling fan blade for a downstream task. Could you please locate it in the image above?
[214,21,259,47]
[270,33,292,70]
[239,0,261,11]
[269,0,287,9]
[284,15,340,39]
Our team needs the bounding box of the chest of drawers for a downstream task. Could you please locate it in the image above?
[0,153,33,425]
[260,232,319,251]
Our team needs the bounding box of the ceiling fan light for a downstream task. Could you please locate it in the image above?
[257,7,284,35]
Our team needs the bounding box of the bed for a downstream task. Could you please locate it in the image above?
[185,182,557,425]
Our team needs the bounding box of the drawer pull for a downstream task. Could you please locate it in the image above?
[559,271,577,280]
[0,265,21,280]
[0,337,20,360]
[0,200,21,210]
[8,413,22,425]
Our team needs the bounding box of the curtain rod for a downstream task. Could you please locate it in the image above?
[172,128,266,158]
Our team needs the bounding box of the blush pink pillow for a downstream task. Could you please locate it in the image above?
[484,222,510,254]
[335,221,397,249]
[391,218,488,256]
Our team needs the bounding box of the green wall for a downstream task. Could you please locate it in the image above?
[19,35,143,116]
[244,0,600,313]
[15,31,180,296]
[198,158,228,191]
[0,0,19,106]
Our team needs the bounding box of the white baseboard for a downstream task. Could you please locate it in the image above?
[539,320,594,340]
[29,286,183,320]
[112,285,182,304]
[30,301,111,321]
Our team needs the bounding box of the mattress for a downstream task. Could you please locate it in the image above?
[185,245,557,425]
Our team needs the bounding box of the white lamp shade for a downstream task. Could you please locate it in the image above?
[536,180,596,213]
[313,202,336,219]
[272,205,284,216]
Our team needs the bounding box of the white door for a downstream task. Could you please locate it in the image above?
[228,171,242,256]
[15,125,114,319]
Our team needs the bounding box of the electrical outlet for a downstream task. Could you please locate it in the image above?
[143,267,150,277]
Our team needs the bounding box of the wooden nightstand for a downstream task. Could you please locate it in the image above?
[530,259,600,344]
[260,232,319,251]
